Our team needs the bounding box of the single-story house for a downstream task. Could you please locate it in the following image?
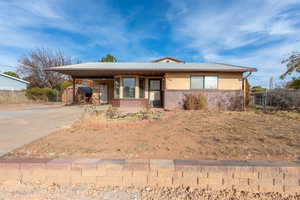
[0,73,29,91]
[46,57,257,110]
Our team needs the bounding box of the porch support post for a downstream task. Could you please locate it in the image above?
[119,77,123,98]
[135,76,139,98]
[72,77,76,104]
[145,78,149,99]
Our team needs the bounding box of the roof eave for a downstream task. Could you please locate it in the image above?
[46,67,257,73]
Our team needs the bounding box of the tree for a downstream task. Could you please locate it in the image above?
[286,77,300,90]
[18,48,72,90]
[3,71,20,79]
[280,52,300,79]
[251,85,266,93]
[99,54,117,62]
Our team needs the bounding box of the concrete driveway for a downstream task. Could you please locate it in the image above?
[0,105,83,156]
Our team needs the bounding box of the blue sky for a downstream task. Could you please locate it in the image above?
[0,0,300,87]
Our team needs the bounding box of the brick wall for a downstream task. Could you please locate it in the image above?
[0,158,299,193]
[110,99,149,108]
[164,89,244,110]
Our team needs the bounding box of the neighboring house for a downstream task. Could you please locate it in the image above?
[0,73,29,91]
[47,57,257,110]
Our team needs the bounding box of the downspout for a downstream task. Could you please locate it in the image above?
[242,72,252,110]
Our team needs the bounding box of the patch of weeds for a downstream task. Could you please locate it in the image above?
[105,107,122,119]
[185,146,195,153]
[134,143,149,152]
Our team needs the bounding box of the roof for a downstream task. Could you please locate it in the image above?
[0,73,30,84]
[152,57,183,63]
[46,62,257,77]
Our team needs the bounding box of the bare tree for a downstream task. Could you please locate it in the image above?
[281,52,300,79]
[18,48,71,90]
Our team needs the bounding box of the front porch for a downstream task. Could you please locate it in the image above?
[72,75,165,109]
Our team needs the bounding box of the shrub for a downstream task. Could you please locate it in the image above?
[60,81,73,91]
[25,88,58,101]
[183,93,207,110]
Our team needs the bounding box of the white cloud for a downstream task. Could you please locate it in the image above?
[0,0,157,66]
[167,0,300,86]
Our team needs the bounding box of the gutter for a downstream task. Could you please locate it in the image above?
[45,68,257,73]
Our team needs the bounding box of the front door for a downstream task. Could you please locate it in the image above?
[99,84,108,104]
[149,79,162,107]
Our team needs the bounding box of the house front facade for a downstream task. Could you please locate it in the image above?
[47,57,257,110]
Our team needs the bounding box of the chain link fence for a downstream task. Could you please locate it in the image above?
[251,89,300,111]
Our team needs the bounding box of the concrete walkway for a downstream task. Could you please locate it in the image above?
[0,105,83,156]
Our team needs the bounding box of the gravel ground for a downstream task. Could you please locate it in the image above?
[0,183,299,200]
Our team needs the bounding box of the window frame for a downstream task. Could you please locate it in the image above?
[204,76,219,89]
[190,75,219,89]
[122,77,136,98]
[190,75,204,89]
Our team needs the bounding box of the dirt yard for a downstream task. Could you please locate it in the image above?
[5,110,300,161]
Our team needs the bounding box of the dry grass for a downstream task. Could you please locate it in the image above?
[5,110,300,161]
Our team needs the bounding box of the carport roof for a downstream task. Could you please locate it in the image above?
[46,62,257,77]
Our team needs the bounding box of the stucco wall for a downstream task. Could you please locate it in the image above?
[165,72,243,90]
[0,75,28,91]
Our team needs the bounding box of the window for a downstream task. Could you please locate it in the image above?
[191,76,218,89]
[204,76,218,89]
[123,77,135,98]
[114,78,120,98]
[149,80,161,91]
[139,78,145,98]
[191,76,204,89]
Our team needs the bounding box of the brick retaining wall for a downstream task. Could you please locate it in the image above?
[0,158,299,193]
[110,99,149,108]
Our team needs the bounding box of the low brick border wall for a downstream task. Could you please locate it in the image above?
[110,99,149,108]
[0,158,299,193]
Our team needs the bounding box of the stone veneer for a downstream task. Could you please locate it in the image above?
[0,158,299,194]
[164,89,244,110]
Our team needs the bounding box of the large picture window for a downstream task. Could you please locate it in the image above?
[139,78,145,98]
[114,78,120,98]
[191,76,218,89]
[123,77,136,98]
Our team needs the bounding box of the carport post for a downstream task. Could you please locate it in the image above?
[72,77,76,104]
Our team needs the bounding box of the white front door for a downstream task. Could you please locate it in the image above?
[99,84,108,104]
